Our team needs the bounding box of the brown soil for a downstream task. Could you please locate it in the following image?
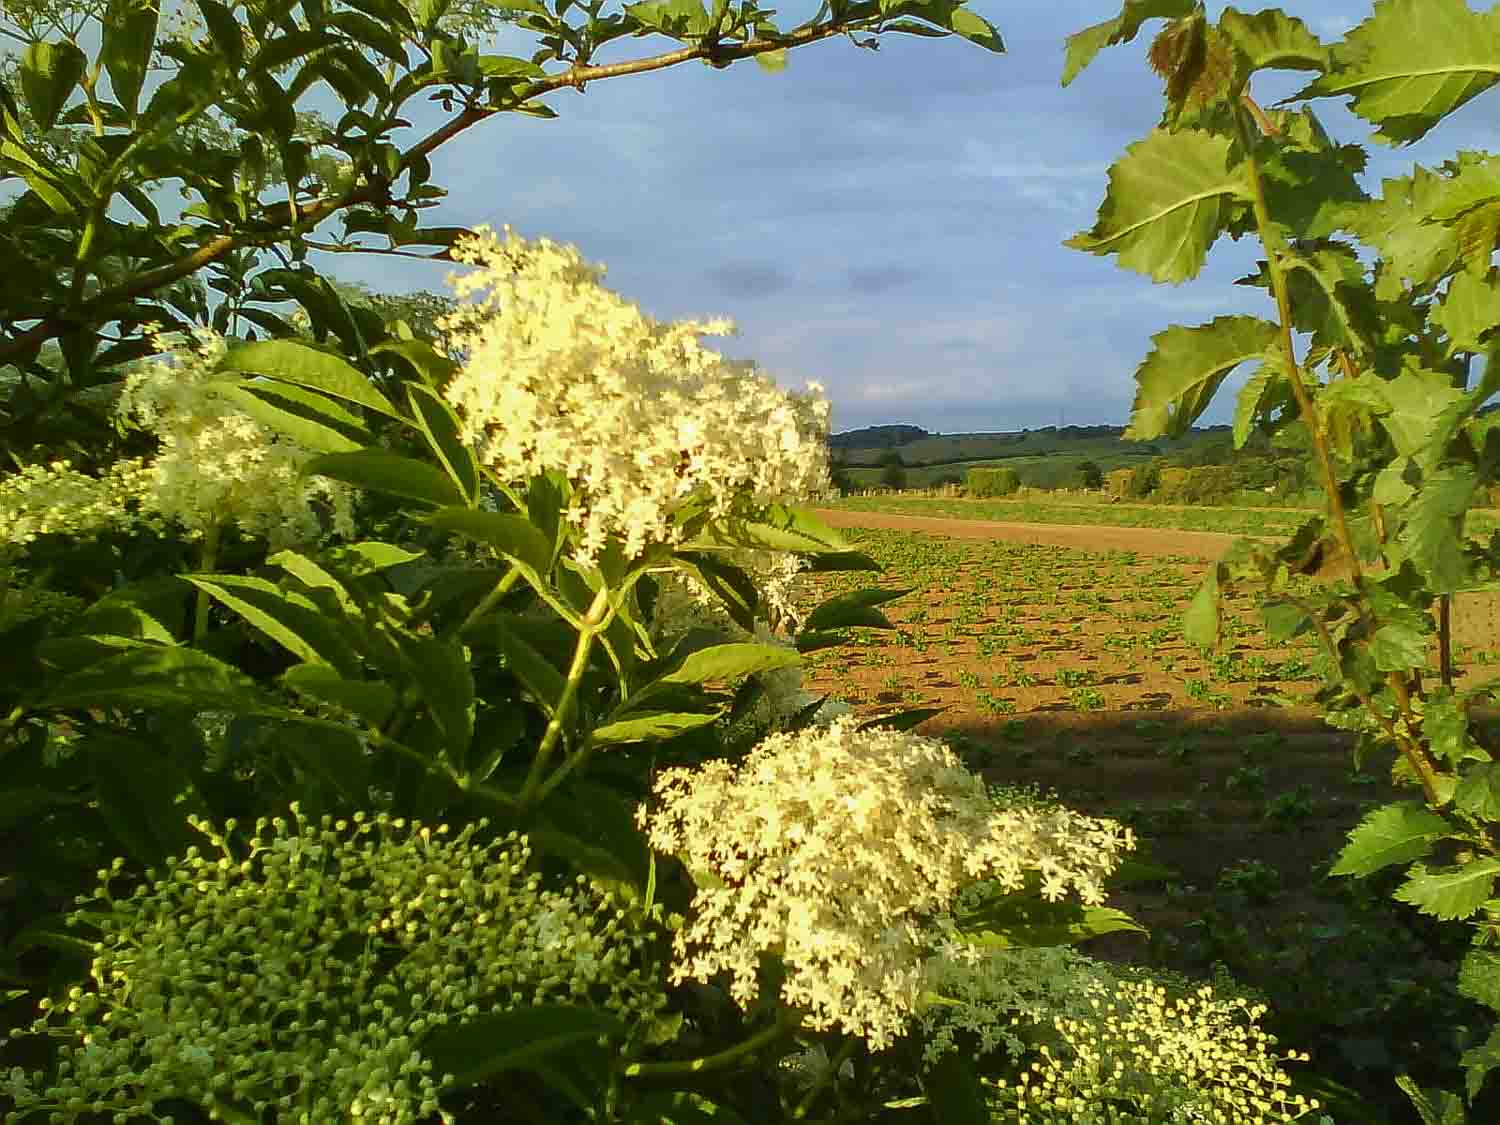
[812,506,1256,560]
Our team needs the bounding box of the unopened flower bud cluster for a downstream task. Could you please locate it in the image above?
[990,977,1318,1123]
[638,717,1133,1049]
[439,226,831,563]
[3,808,665,1124]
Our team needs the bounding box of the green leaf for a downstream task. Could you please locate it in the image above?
[1344,164,1462,295]
[406,384,480,505]
[45,647,260,710]
[804,587,910,632]
[220,339,400,418]
[1396,1075,1469,1125]
[1060,0,1194,87]
[197,0,244,68]
[946,7,1004,53]
[495,615,567,716]
[954,889,1144,948]
[20,40,86,131]
[1455,764,1500,821]
[1231,360,1283,448]
[1125,316,1279,440]
[102,0,160,114]
[1219,6,1326,77]
[857,706,945,732]
[370,337,458,388]
[423,1005,624,1091]
[655,642,800,688]
[1069,129,1250,285]
[399,635,474,764]
[283,664,395,727]
[591,711,719,746]
[1299,0,1500,145]
[1331,801,1450,877]
[1433,270,1500,354]
[1459,948,1500,1012]
[185,575,359,675]
[308,450,466,508]
[1182,565,1221,649]
[689,505,852,553]
[250,29,341,73]
[1399,859,1500,919]
[1281,242,1380,357]
[1398,465,1477,594]
[753,48,788,72]
[206,381,364,453]
[1371,621,1429,671]
[426,508,553,577]
[327,10,409,65]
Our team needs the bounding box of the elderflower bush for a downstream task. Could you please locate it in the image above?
[2,809,666,1125]
[0,458,153,553]
[439,226,831,562]
[637,717,1133,1049]
[117,328,356,548]
[991,975,1318,1124]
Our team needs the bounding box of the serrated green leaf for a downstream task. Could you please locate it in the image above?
[1371,621,1429,672]
[1231,360,1281,448]
[423,1005,623,1091]
[309,450,466,508]
[1396,1075,1469,1125]
[1433,270,1500,354]
[1459,948,1500,1012]
[20,40,86,131]
[1281,242,1380,357]
[1396,858,1500,920]
[955,890,1144,948]
[1374,458,1418,506]
[1345,164,1463,295]
[690,505,852,553]
[1069,129,1250,285]
[87,734,208,866]
[1061,0,1194,87]
[1299,0,1500,145]
[495,614,567,716]
[220,339,399,418]
[1398,465,1477,593]
[282,664,395,727]
[1455,764,1500,821]
[1219,6,1326,77]
[1126,316,1278,440]
[1331,801,1450,877]
[426,508,552,577]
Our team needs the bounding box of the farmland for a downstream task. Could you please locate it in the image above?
[797,516,1500,1120]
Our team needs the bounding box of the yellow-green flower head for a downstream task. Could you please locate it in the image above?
[3,809,664,1123]
[638,717,1133,1049]
[439,226,832,563]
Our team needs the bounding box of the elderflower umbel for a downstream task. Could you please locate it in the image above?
[991,976,1319,1124]
[637,718,1133,1049]
[439,226,831,563]
[0,458,153,552]
[116,327,356,547]
[2,808,665,1124]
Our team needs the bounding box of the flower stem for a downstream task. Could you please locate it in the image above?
[791,1039,858,1119]
[519,586,611,807]
[452,566,520,639]
[622,1010,799,1081]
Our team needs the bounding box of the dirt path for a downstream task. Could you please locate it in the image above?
[813,507,1255,560]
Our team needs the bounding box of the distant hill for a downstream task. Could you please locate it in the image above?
[827,423,1239,490]
[828,424,930,450]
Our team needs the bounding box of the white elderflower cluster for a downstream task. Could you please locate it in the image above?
[0,458,154,552]
[439,227,831,563]
[637,718,1133,1049]
[992,977,1318,1124]
[117,328,356,548]
[3,808,665,1124]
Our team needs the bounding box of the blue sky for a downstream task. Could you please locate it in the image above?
[325,1,1494,436]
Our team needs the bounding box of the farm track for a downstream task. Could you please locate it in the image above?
[813,506,1263,560]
